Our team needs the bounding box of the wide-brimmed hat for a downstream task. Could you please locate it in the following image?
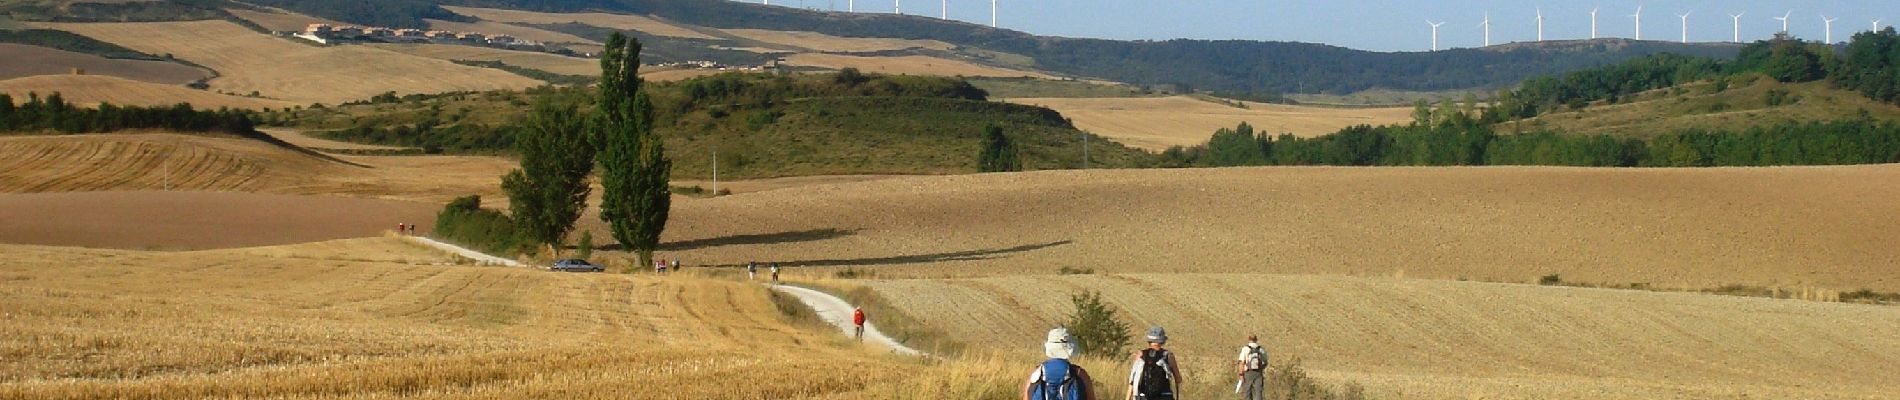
[1045,328,1077,359]
[1146,326,1168,344]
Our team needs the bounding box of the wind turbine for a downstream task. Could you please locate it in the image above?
[991,0,997,28]
[1590,7,1600,39]
[1677,11,1691,43]
[940,0,947,19]
[1822,14,1837,43]
[1631,5,1643,40]
[1479,12,1492,47]
[895,0,901,15]
[1729,12,1745,42]
[1428,20,1445,51]
[1536,7,1545,41]
[849,0,854,12]
[1774,10,1792,34]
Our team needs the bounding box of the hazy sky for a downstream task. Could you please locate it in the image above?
[760,0,1900,52]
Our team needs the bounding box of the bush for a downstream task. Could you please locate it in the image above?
[575,231,593,260]
[1065,291,1131,359]
[432,195,528,257]
[1538,274,1564,286]
[1057,266,1095,275]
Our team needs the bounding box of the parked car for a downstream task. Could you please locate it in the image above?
[549,259,603,272]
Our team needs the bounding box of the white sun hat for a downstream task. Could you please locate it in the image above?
[1045,327,1077,359]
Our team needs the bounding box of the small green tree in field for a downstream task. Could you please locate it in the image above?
[501,96,594,248]
[576,231,594,260]
[977,125,1021,172]
[1066,290,1131,359]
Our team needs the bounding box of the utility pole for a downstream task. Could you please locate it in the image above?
[712,145,719,195]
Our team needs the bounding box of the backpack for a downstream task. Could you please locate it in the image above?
[1137,349,1173,397]
[1243,345,1268,371]
[1029,358,1084,400]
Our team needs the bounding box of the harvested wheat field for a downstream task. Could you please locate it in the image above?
[0,75,291,109]
[35,20,540,105]
[0,44,209,83]
[861,274,1900,399]
[720,29,952,53]
[1008,96,1414,150]
[639,165,1900,292]
[424,18,598,45]
[0,133,344,193]
[370,43,598,76]
[0,191,437,250]
[781,54,1051,79]
[224,7,347,32]
[0,238,1037,399]
[441,6,718,40]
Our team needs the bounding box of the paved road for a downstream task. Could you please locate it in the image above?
[406,236,522,267]
[771,284,925,356]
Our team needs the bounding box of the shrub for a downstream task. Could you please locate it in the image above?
[1538,274,1563,286]
[1065,291,1130,359]
[575,231,593,260]
[432,195,528,256]
[1057,266,1095,275]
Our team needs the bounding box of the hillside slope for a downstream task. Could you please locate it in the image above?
[0,43,208,83]
[1011,96,1412,150]
[1510,75,1900,138]
[34,20,542,105]
[638,165,1900,292]
[867,274,1900,399]
[0,74,290,109]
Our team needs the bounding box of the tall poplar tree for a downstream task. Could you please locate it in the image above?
[594,32,672,269]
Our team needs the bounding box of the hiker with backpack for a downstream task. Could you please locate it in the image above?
[852,306,866,341]
[770,263,781,283]
[1235,335,1269,400]
[1022,328,1097,400]
[747,262,758,281]
[1127,326,1184,400]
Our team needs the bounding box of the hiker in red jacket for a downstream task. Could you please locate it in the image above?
[852,306,866,341]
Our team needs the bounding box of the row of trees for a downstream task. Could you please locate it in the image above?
[1170,118,1900,168]
[0,93,256,135]
[1503,30,1900,120]
[492,32,673,268]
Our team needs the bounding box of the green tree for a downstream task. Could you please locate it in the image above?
[501,96,595,248]
[595,32,673,269]
[977,124,1021,172]
[1066,291,1131,359]
[1204,122,1266,167]
[576,231,594,260]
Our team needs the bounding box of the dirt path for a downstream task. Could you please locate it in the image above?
[405,236,522,267]
[770,284,923,356]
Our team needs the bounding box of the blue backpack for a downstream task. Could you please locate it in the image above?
[1029,358,1084,400]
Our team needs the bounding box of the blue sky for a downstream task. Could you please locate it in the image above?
[760,0,1900,52]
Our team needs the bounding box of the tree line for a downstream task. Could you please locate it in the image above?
[1500,29,1900,120]
[1167,117,1900,168]
[0,92,256,135]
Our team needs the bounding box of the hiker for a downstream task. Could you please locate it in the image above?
[670,259,681,273]
[747,262,758,280]
[1022,327,1097,400]
[655,259,667,274]
[409,224,417,236]
[1127,326,1183,400]
[852,306,866,341]
[1235,334,1269,400]
[770,263,781,283]
[396,223,405,235]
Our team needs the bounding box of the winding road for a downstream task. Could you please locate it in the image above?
[771,284,925,356]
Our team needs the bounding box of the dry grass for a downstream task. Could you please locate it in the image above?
[1008,96,1415,150]
[781,53,1051,79]
[0,239,979,399]
[0,74,290,109]
[719,29,951,53]
[440,6,718,40]
[224,7,347,32]
[631,165,1900,293]
[864,274,1900,399]
[423,18,598,45]
[35,20,542,105]
[0,44,208,84]
[369,43,598,76]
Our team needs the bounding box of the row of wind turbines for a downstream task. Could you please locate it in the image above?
[1427,7,1887,51]
[753,0,1001,28]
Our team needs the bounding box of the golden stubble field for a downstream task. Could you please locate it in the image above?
[861,274,1900,399]
[780,53,1052,79]
[34,20,541,105]
[370,43,600,76]
[0,238,1035,399]
[0,44,209,84]
[0,75,291,110]
[643,165,1900,293]
[440,6,719,40]
[1008,96,1415,150]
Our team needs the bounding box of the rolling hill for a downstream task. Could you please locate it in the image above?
[0,43,208,83]
[0,74,290,109]
[1010,96,1413,150]
[1508,74,1900,138]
